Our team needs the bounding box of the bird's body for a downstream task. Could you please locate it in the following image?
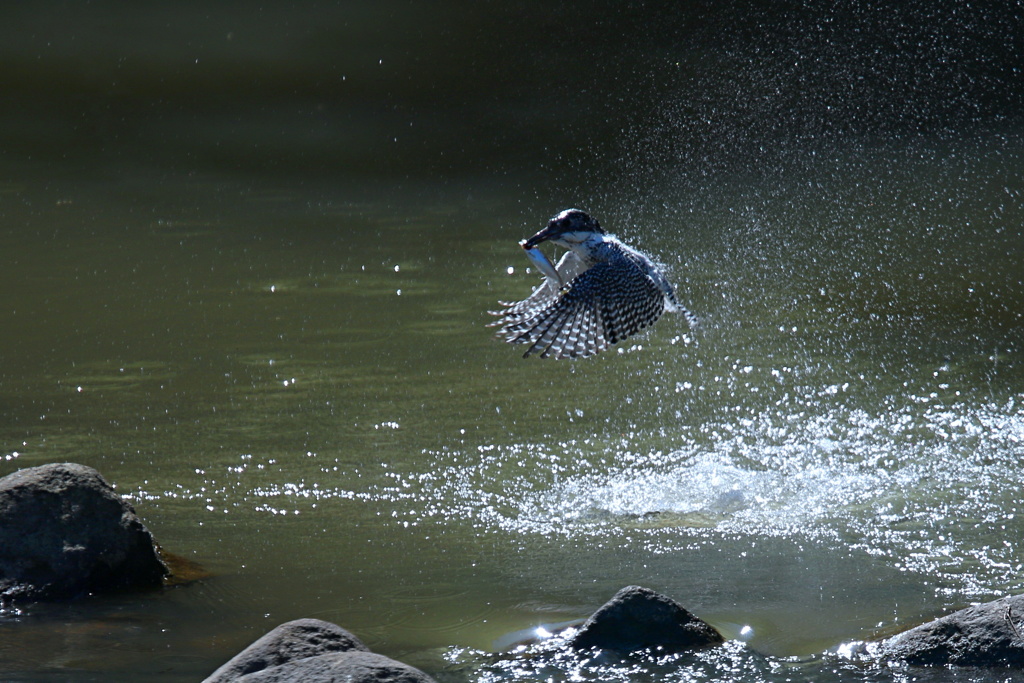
[490,209,696,359]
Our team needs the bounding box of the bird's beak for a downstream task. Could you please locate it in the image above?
[521,225,556,249]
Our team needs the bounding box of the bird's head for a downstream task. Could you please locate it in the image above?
[521,209,604,250]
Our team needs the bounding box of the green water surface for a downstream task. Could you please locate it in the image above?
[1,3,1023,682]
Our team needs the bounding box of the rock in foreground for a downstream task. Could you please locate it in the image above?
[569,585,724,654]
[0,462,167,602]
[878,593,1024,666]
[204,618,370,682]
[204,618,436,683]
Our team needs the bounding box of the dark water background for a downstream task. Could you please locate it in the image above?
[1,2,1023,681]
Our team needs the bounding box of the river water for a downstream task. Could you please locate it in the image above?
[1,3,1023,682]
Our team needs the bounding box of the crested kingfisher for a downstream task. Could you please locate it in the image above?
[490,209,696,359]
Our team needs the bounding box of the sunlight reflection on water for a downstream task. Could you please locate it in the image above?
[397,395,1023,605]
[1,1,1023,680]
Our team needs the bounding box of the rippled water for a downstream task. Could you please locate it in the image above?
[2,135,1021,681]
[1,3,1023,682]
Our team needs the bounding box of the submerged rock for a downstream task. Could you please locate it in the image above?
[569,585,724,654]
[878,593,1024,666]
[204,618,436,683]
[0,462,167,602]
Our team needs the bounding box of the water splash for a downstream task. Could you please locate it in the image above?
[391,393,1023,601]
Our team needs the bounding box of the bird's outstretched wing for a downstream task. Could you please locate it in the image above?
[488,250,586,324]
[490,253,670,359]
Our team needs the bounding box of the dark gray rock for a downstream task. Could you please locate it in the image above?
[569,585,724,654]
[204,618,436,683]
[0,462,167,602]
[232,652,436,683]
[878,593,1024,666]
[204,619,370,683]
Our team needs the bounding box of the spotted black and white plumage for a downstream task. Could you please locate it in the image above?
[490,209,697,359]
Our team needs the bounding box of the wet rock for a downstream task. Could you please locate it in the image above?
[569,585,724,654]
[878,593,1024,666]
[204,618,436,683]
[227,652,437,683]
[0,462,167,602]
[204,619,369,682]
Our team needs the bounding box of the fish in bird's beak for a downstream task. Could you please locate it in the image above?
[519,243,563,286]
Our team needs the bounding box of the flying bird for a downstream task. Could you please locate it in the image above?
[490,209,696,359]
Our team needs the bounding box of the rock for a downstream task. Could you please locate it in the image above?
[227,652,436,683]
[0,462,167,602]
[204,619,370,682]
[569,585,724,654]
[204,618,436,683]
[878,593,1024,666]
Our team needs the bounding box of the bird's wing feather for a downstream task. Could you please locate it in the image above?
[515,256,666,359]
[562,304,587,358]
[487,250,589,332]
[490,243,689,359]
